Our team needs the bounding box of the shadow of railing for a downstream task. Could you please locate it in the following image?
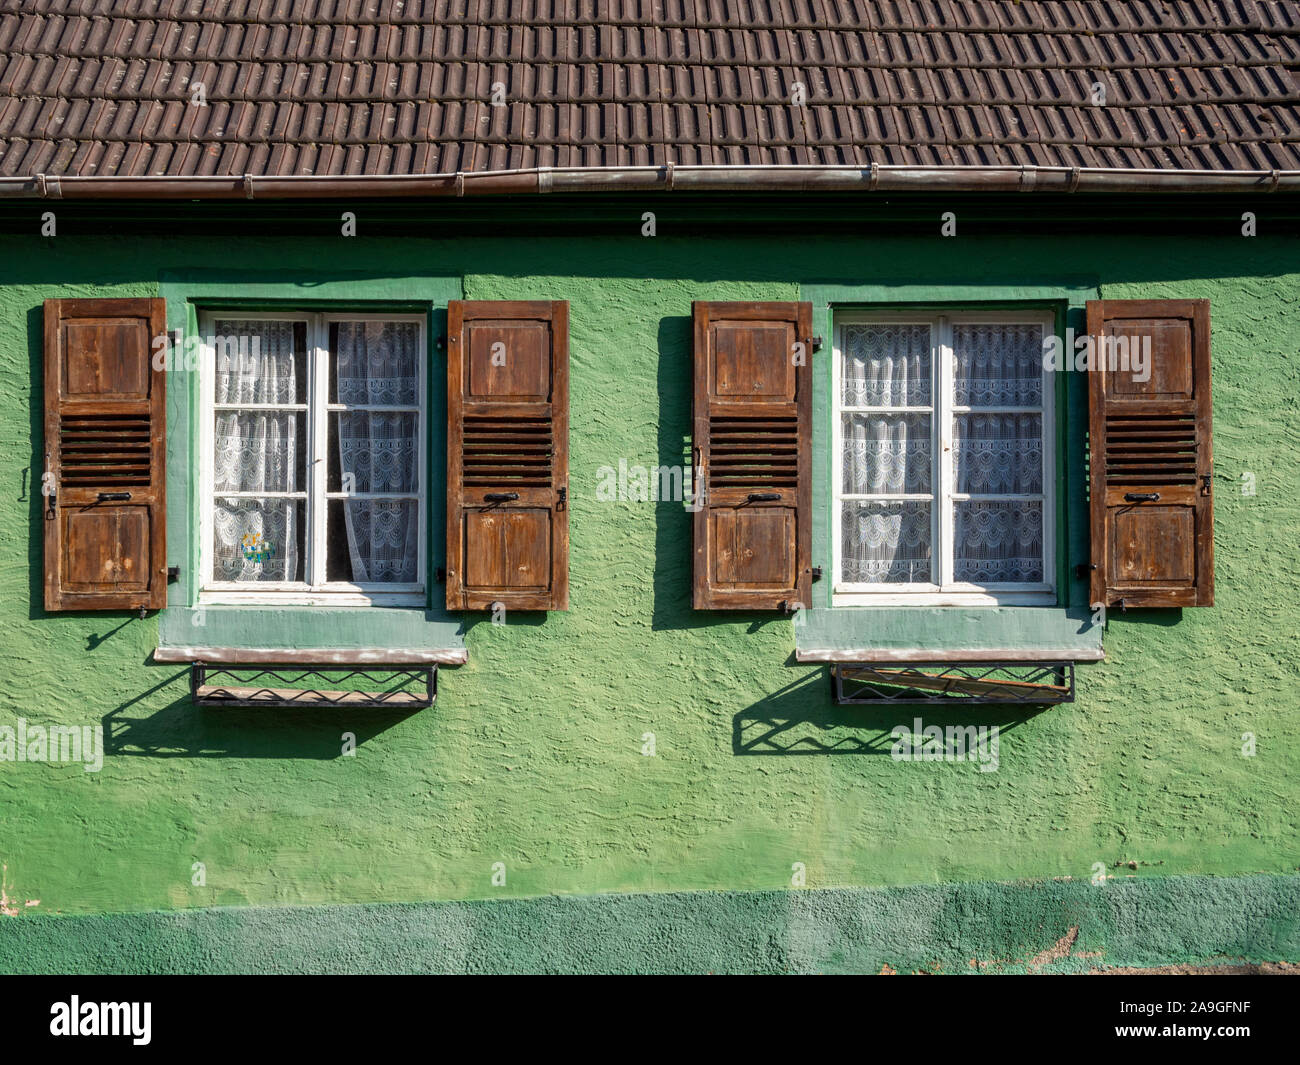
[733,669,1046,756]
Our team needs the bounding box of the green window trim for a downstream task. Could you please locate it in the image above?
[155,271,467,662]
[795,282,1104,662]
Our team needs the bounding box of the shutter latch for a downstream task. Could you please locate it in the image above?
[45,489,55,521]
[556,487,567,511]
[1201,473,1212,497]
[807,336,823,352]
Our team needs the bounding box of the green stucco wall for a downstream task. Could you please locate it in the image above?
[0,211,1297,958]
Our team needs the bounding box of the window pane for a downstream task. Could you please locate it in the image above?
[842,323,931,407]
[327,499,420,584]
[331,320,419,405]
[954,413,1042,494]
[212,320,307,404]
[841,501,932,584]
[953,323,1043,407]
[329,411,419,493]
[954,501,1044,584]
[212,497,305,582]
[842,412,932,494]
[214,411,306,493]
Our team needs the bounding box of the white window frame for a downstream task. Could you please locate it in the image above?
[832,308,1056,607]
[198,310,427,607]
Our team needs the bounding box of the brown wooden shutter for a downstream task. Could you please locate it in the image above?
[43,298,168,612]
[1087,299,1214,607]
[692,301,813,610]
[446,300,569,611]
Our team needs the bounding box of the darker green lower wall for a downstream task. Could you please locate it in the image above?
[2,874,1296,974]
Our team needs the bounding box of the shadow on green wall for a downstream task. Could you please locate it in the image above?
[100,662,418,759]
[733,670,1048,756]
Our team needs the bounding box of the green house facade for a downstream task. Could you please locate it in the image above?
[0,2,1298,973]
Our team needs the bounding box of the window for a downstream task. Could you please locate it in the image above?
[832,310,1055,606]
[198,312,426,605]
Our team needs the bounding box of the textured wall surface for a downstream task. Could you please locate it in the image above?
[2,874,1296,974]
[0,225,1297,932]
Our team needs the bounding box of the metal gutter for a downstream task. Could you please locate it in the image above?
[0,164,1296,200]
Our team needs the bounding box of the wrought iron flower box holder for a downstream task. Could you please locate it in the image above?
[190,662,436,709]
[832,662,1075,706]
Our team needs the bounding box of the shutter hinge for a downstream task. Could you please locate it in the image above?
[435,567,446,583]
[1201,473,1212,497]
[811,566,823,583]
[167,566,180,584]
[1075,563,1097,580]
[556,486,567,510]
[808,335,823,353]
[45,489,55,521]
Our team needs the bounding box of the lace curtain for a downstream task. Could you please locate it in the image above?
[842,323,931,407]
[335,321,420,583]
[211,320,301,582]
[840,321,1045,586]
[841,502,932,583]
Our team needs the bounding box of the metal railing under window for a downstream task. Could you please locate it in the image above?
[190,662,436,709]
[832,662,1074,706]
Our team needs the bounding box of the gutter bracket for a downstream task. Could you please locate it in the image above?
[868,161,879,191]
[537,166,552,194]
[455,171,465,197]
[1067,166,1081,193]
[1268,169,1281,193]
[665,162,674,191]
[1019,165,1038,192]
[36,173,61,199]
[242,173,254,200]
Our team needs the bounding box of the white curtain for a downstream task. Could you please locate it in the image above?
[954,413,1042,494]
[953,323,1043,406]
[954,502,1044,584]
[212,320,300,582]
[952,323,1044,583]
[839,321,1045,586]
[841,323,934,583]
[841,501,932,584]
[335,322,420,583]
[841,323,931,407]
[842,412,932,495]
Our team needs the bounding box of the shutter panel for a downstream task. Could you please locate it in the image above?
[692,301,813,610]
[43,297,168,612]
[446,300,569,611]
[1087,299,1214,607]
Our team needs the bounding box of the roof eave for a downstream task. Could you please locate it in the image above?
[1,165,1297,200]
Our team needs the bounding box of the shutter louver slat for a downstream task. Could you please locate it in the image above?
[446,301,569,611]
[692,301,813,611]
[1087,299,1214,608]
[43,298,168,612]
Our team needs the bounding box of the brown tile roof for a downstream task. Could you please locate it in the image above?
[1,0,1299,181]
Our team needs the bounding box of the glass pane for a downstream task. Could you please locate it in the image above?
[841,323,931,407]
[841,501,932,584]
[213,410,306,493]
[330,320,420,405]
[954,501,1044,584]
[841,412,932,494]
[328,411,420,493]
[954,413,1043,494]
[952,322,1043,408]
[212,319,307,404]
[212,497,305,582]
[327,499,420,584]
